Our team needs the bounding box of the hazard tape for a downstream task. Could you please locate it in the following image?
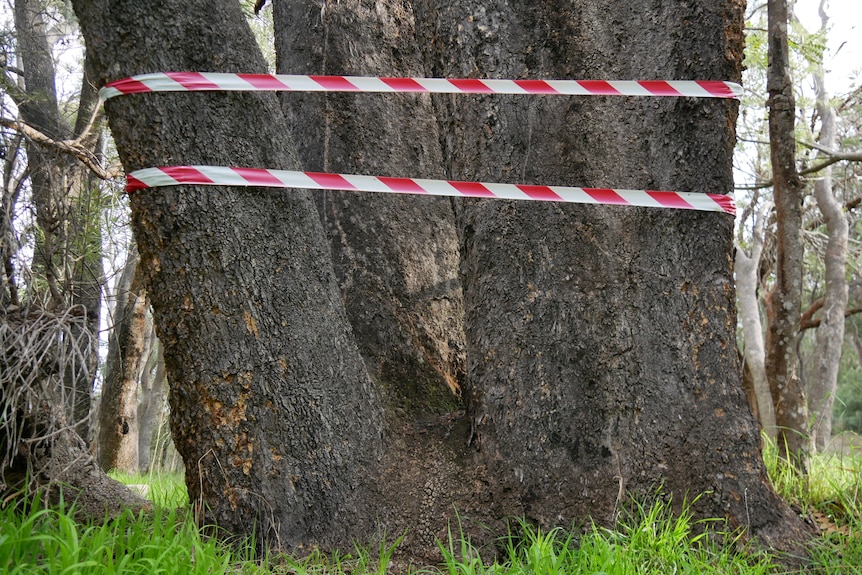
[100,71,742,100]
[126,166,735,215]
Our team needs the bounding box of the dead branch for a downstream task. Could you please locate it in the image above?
[0,117,123,181]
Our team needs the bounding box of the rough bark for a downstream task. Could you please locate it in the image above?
[808,7,848,452]
[414,0,811,554]
[72,0,813,562]
[73,0,384,546]
[98,245,148,473]
[274,0,465,414]
[765,0,811,466]
[736,203,777,438]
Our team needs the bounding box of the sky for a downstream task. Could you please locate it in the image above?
[794,0,861,93]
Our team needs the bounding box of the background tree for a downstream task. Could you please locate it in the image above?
[1,0,142,514]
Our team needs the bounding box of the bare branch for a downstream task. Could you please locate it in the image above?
[0,117,123,180]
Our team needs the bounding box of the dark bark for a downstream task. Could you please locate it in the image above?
[765,0,811,467]
[71,0,813,562]
[274,0,465,414]
[73,0,384,546]
[412,0,810,554]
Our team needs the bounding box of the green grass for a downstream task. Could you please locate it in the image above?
[2,450,861,574]
[0,492,264,574]
[108,470,188,508]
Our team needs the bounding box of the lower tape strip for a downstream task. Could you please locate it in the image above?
[126,165,735,215]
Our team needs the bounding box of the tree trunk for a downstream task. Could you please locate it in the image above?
[98,245,148,473]
[414,0,811,554]
[274,0,465,414]
[736,203,777,438]
[73,0,813,561]
[765,0,810,467]
[73,0,384,545]
[808,5,848,452]
[138,336,167,472]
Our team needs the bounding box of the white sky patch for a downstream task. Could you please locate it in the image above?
[795,0,861,93]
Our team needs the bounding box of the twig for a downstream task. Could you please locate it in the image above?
[0,117,123,180]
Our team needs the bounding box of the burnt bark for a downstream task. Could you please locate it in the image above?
[413,0,810,554]
[274,0,465,414]
[73,0,384,546]
[72,0,813,562]
[765,0,811,466]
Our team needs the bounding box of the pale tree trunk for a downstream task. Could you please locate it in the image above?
[765,0,811,467]
[98,245,149,473]
[138,336,166,472]
[274,0,465,414]
[808,2,848,452]
[736,202,777,438]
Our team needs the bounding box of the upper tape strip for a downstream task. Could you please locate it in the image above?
[100,72,742,100]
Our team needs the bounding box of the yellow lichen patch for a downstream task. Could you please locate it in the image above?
[715,408,726,418]
[244,309,260,338]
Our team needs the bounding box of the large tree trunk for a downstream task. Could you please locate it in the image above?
[74,0,813,562]
[274,0,465,414]
[413,0,811,554]
[98,245,148,473]
[765,0,811,467]
[73,0,384,545]
[808,6,847,452]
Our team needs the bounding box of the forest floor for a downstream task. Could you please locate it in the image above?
[2,438,861,574]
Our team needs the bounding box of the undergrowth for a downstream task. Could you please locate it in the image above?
[1,449,860,574]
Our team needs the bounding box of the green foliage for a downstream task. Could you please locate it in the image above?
[4,454,862,574]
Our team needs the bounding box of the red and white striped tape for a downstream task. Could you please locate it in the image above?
[101,72,742,100]
[126,166,735,215]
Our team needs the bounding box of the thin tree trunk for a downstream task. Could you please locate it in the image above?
[138,336,166,472]
[736,203,777,438]
[808,2,848,452]
[765,0,810,467]
[98,245,148,473]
